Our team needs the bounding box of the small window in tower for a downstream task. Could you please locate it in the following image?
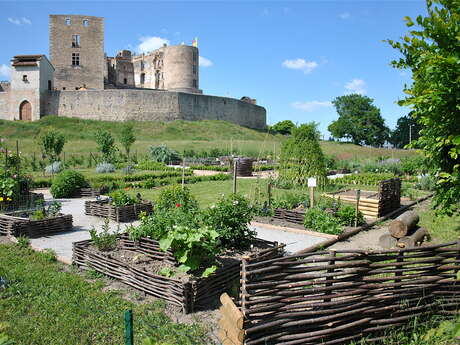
[22,75,28,82]
[193,79,197,88]
[66,17,71,25]
[83,19,89,27]
[123,78,127,85]
[72,35,80,48]
[72,53,80,66]
[48,80,52,90]
[140,73,145,84]
[193,65,196,74]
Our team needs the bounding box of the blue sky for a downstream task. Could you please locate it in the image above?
[0,0,427,136]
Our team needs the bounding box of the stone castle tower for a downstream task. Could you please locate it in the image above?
[49,15,105,90]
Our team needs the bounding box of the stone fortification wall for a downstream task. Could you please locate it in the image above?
[0,92,8,119]
[43,89,266,129]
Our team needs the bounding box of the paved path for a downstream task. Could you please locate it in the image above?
[28,190,331,263]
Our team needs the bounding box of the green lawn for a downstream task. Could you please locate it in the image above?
[0,243,209,345]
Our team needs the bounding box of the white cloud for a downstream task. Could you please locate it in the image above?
[339,12,351,20]
[0,64,11,79]
[345,79,367,95]
[7,17,32,25]
[199,56,213,67]
[291,101,332,112]
[137,36,170,54]
[282,58,318,74]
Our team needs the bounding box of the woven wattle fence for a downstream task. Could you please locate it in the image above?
[0,212,73,238]
[73,234,284,313]
[240,240,460,345]
[84,199,153,222]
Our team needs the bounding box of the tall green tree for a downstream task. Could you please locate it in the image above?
[119,124,136,160]
[387,0,460,212]
[271,120,296,135]
[390,113,422,148]
[37,128,66,162]
[278,122,327,187]
[95,129,117,163]
[328,94,390,146]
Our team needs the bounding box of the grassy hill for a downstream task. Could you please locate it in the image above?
[0,116,416,160]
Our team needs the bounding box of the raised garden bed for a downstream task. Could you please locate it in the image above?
[84,199,153,222]
[273,208,305,225]
[0,211,73,238]
[77,188,102,198]
[73,234,284,313]
[0,192,44,212]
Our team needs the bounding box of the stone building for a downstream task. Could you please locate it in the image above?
[49,14,104,90]
[0,14,266,129]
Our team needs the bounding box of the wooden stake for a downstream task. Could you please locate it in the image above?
[309,187,314,208]
[355,189,361,227]
[268,182,272,209]
[16,140,19,173]
[232,160,237,194]
[181,158,186,189]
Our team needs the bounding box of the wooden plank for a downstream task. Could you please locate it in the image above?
[220,294,244,329]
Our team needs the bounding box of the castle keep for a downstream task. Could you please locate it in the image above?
[0,15,266,129]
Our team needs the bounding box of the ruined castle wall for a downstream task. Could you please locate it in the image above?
[43,90,266,129]
[0,92,8,120]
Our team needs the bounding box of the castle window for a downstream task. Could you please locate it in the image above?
[193,79,197,88]
[72,35,80,48]
[193,51,197,62]
[140,73,145,84]
[193,65,196,74]
[22,75,28,82]
[72,53,80,66]
[48,80,52,90]
[123,78,127,85]
[83,19,89,27]
[65,17,71,25]
[140,61,144,71]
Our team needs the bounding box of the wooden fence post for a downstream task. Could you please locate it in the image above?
[233,160,238,194]
[181,158,186,189]
[355,189,361,227]
[268,182,272,209]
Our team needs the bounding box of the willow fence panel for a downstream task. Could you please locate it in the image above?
[0,212,73,238]
[84,199,153,222]
[240,240,460,345]
[73,234,284,313]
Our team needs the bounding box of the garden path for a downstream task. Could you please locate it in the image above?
[28,189,331,263]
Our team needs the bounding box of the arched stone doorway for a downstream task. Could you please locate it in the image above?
[19,101,32,121]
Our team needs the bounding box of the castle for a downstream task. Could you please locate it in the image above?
[0,15,266,129]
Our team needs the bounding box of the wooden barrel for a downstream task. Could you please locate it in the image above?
[234,157,253,177]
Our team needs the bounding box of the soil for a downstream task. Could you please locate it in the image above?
[0,236,14,245]
[254,215,307,230]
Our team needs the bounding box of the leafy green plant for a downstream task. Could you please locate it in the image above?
[108,190,138,206]
[16,236,30,249]
[119,123,136,160]
[89,218,119,251]
[304,208,342,235]
[203,194,256,249]
[155,185,198,212]
[31,209,46,221]
[50,170,89,198]
[159,225,219,276]
[149,145,180,164]
[37,128,66,162]
[45,161,63,174]
[95,129,117,163]
[337,204,364,227]
[272,191,307,210]
[95,162,115,173]
[136,161,173,171]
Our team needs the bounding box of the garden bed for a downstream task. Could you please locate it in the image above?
[76,188,102,198]
[273,207,305,225]
[0,211,73,238]
[72,234,284,313]
[0,192,44,212]
[84,199,153,222]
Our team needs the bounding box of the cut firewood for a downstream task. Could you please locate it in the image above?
[388,211,419,239]
[397,227,428,248]
[379,233,398,249]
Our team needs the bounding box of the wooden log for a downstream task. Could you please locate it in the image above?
[388,211,419,238]
[397,227,429,248]
[218,316,244,343]
[379,233,398,249]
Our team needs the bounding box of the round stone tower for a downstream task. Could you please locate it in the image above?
[162,45,201,94]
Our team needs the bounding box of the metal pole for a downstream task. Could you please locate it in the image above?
[124,310,133,345]
[232,160,237,194]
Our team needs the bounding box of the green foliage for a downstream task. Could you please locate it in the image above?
[94,129,117,163]
[89,218,119,251]
[0,242,209,344]
[390,114,422,148]
[37,128,66,162]
[278,122,327,187]
[45,161,63,174]
[337,204,364,227]
[108,190,138,206]
[159,225,219,275]
[304,208,342,235]
[333,173,394,186]
[415,175,436,191]
[119,123,136,159]
[149,145,180,164]
[401,155,427,175]
[328,94,390,147]
[15,236,30,249]
[136,161,172,171]
[155,185,198,212]
[50,170,88,198]
[95,162,115,173]
[271,120,296,135]
[387,0,460,213]
[0,177,17,202]
[272,191,308,210]
[203,194,256,250]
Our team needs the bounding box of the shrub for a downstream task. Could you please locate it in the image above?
[120,165,135,175]
[95,129,117,163]
[37,128,66,162]
[304,208,342,235]
[336,204,364,227]
[45,161,63,174]
[156,185,198,212]
[149,145,180,164]
[272,192,308,210]
[416,175,436,191]
[119,123,136,160]
[50,170,88,198]
[203,194,256,249]
[401,155,427,176]
[108,190,138,206]
[95,162,115,173]
[136,160,171,171]
[89,218,119,251]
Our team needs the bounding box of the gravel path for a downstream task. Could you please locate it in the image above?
[28,189,331,263]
